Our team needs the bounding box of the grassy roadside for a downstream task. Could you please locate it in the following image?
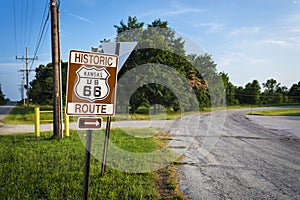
[1,105,53,124]
[0,129,184,199]
[1,103,267,125]
[0,104,183,124]
[2,103,299,125]
[247,108,300,116]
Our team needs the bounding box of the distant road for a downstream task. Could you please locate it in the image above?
[0,102,17,120]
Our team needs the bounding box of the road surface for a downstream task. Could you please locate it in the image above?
[0,102,17,120]
[175,108,300,199]
[0,102,17,131]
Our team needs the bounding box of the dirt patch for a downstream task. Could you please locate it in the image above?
[155,165,186,200]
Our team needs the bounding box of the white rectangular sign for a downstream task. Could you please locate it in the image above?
[67,102,114,115]
[70,51,117,67]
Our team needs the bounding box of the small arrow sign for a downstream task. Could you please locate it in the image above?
[78,117,103,130]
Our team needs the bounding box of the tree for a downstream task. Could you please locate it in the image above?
[262,78,279,94]
[246,80,261,104]
[288,81,300,103]
[0,84,9,105]
[29,62,68,104]
[111,17,210,113]
[114,16,144,34]
[220,72,238,105]
[261,78,286,104]
[235,86,245,104]
[276,85,289,104]
[235,80,261,105]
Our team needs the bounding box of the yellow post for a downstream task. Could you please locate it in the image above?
[34,107,40,137]
[64,112,69,137]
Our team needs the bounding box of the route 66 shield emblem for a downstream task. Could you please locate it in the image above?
[75,66,110,101]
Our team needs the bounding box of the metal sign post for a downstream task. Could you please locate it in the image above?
[101,116,111,176]
[100,42,120,177]
[83,130,92,200]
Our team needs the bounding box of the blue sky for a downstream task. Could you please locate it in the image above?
[0,0,299,101]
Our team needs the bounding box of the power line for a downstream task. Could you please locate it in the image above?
[16,47,38,107]
[29,7,50,71]
[27,0,35,49]
[35,0,50,48]
[13,0,17,55]
[29,1,50,69]
[23,0,29,49]
[13,0,52,104]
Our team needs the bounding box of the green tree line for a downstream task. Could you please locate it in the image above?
[221,73,300,105]
[27,17,300,111]
[0,84,9,105]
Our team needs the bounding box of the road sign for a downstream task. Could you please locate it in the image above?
[78,117,102,130]
[66,50,118,116]
[102,42,137,72]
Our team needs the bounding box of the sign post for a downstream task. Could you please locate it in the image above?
[66,50,118,199]
[101,42,120,177]
[83,129,92,200]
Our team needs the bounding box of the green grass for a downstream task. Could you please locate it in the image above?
[114,112,182,121]
[0,129,183,199]
[2,104,272,125]
[248,108,300,116]
[1,105,185,124]
[1,105,53,124]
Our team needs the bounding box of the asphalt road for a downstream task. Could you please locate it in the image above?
[176,108,300,200]
[0,102,17,121]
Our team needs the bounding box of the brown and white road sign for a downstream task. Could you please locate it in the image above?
[78,117,102,130]
[66,50,118,116]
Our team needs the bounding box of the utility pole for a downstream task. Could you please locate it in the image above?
[50,0,62,139]
[21,75,25,106]
[18,77,25,106]
[57,3,64,138]
[16,47,37,107]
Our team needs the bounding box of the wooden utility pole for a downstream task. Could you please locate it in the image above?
[50,0,62,139]
[16,47,37,107]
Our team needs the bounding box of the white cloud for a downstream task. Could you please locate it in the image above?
[275,13,300,36]
[288,28,300,33]
[65,11,93,24]
[281,13,300,24]
[261,39,294,47]
[217,51,268,69]
[139,7,204,18]
[165,8,204,16]
[193,22,224,33]
[0,62,20,68]
[229,26,262,36]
